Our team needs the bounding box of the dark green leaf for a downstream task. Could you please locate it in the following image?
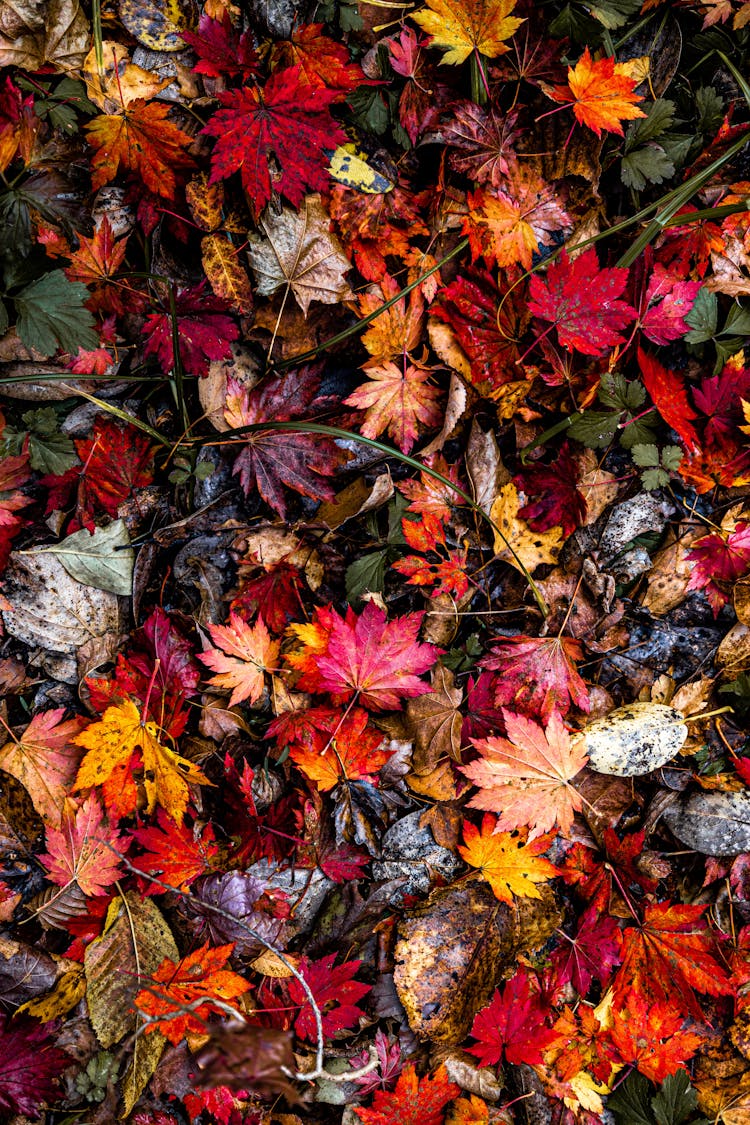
[346,551,387,602]
[684,288,718,343]
[695,85,725,136]
[721,302,750,336]
[625,100,676,151]
[608,1072,654,1125]
[651,1071,700,1125]
[631,443,660,467]
[568,409,620,448]
[599,373,646,412]
[14,270,98,358]
[587,0,641,27]
[621,144,675,190]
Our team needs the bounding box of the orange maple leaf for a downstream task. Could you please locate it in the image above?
[614,901,733,1018]
[413,0,524,65]
[353,1063,459,1125]
[199,613,281,707]
[345,361,442,454]
[0,708,84,826]
[74,698,210,824]
[134,942,251,1046]
[289,708,391,791]
[466,174,569,270]
[459,814,557,905]
[609,990,704,1083]
[461,708,588,838]
[550,47,645,137]
[85,99,195,198]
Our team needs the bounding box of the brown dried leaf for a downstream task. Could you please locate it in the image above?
[202,233,254,315]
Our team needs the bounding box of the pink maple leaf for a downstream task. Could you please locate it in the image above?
[314,601,439,710]
[40,793,127,896]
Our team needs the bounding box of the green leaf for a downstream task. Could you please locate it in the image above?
[608,1071,654,1125]
[568,409,620,449]
[625,100,676,151]
[13,270,98,358]
[661,445,683,470]
[587,0,641,27]
[622,144,675,191]
[387,492,410,544]
[346,551,387,602]
[651,1071,703,1125]
[599,373,646,412]
[548,3,602,40]
[19,407,78,475]
[684,288,718,343]
[619,414,658,450]
[631,443,660,467]
[640,466,670,489]
[695,86,724,136]
[30,520,134,595]
[721,302,750,336]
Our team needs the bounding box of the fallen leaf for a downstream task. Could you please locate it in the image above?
[413,0,524,65]
[198,613,281,707]
[550,46,645,136]
[459,815,558,905]
[490,482,565,572]
[462,708,588,838]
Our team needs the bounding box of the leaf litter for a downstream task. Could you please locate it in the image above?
[3,0,750,1123]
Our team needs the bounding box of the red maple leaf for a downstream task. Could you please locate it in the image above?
[549,903,622,995]
[289,707,391,791]
[0,1015,70,1117]
[430,269,525,393]
[515,443,587,536]
[639,268,701,345]
[638,348,700,452]
[181,11,259,80]
[609,991,704,1083]
[130,809,219,894]
[353,1064,459,1125]
[527,248,636,356]
[144,285,238,377]
[314,601,439,710]
[231,560,305,634]
[468,966,557,1067]
[481,634,590,722]
[40,416,154,532]
[224,370,346,520]
[203,65,347,215]
[0,439,31,569]
[40,794,126,896]
[560,829,660,913]
[85,100,195,198]
[328,181,429,283]
[289,954,371,1042]
[614,901,733,1019]
[686,521,750,616]
[271,23,366,92]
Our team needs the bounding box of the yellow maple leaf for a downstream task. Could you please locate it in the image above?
[74,699,210,825]
[413,0,524,66]
[458,814,557,905]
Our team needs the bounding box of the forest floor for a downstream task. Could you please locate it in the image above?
[3,1,750,1124]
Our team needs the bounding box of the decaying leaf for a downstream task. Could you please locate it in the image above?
[247,194,353,316]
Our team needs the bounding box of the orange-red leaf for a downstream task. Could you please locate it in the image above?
[462,709,588,838]
[40,794,125,896]
[85,100,195,198]
[609,991,704,1083]
[289,708,391,791]
[614,902,733,1018]
[550,47,645,136]
[134,942,251,1046]
[199,613,281,707]
[345,361,442,454]
[353,1063,459,1125]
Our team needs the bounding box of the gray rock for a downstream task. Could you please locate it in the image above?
[371,811,462,898]
[599,493,674,562]
[663,790,750,856]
